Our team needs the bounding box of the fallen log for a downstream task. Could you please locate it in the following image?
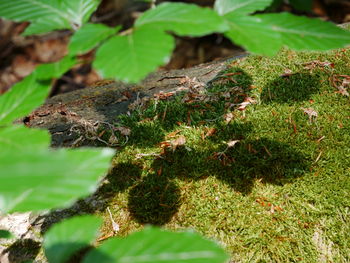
[23,52,247,147]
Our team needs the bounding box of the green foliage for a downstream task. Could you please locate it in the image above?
[0,72,51,125]
[44,215,102,263]
[256,13,350,51]
[69,23,121,55]
[0,125,50,150]
[42,220,228,263]
[82,227,228,263]
[94,25,175,83]
[224,15,281,56]
[0,132,114,213]
[0,63,114,214]
[214,0,272,16]
[35,56,77,79]
[0,0,100,35]
[135,2,228,36]
[225,12,350,56]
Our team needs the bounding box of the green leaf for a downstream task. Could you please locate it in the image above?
[225,16,282,56]
[44,215,102,263]
[94,26,175,83]
[0,125,50,151]
[0,147,114,213]
[215,0,273,16]
[0,0,61,22]
[0,230,13,239]
[0,0,100,35]
[224,13,350,55]
[69,23,121,55]
[23,17,70,36]
[35,56,77,80]
[0,73,51,125]
[255,13,350,51]
[59,0,101,25]
[83,227,228,263]
[135,2,228,37]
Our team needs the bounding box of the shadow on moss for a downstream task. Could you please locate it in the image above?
[95,69,311,225]
[261,73,321,104]
[32,67,312,235]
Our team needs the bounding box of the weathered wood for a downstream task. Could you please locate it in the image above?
[24,52,247,147]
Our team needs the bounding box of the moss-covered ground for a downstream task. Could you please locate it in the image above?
[97,48,350,262]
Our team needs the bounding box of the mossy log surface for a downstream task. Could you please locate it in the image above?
[23,53,247,147]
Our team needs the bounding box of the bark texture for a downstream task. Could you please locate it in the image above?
[24,53,247,147]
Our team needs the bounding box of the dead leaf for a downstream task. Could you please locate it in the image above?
[342,78,350,86]
[0,68,18,93]
[280,68,294,77]
[210,151,235,166]
[275,206,283,211]
[330,74,350,96]
[303,60,334,71]
[337,86,349,97]
[171,135,186,149]
[108,134,119,145]
[84,70,100,86]
[157,167,163,176]
[115,126,131,136]
[224,112,234,124]
[12,55,36,78]
[166,130,181,138]
[33,38,68,63]
[98,130,106,137]
[223,72,242,77]
[159,141,172,148]
[221,91,231,99]
[121,91,133,99]
[187,111,192,125]
[227,140,240,148]
[204,127,216,139]
[300,107,318,122]
[154,91,175,100]
[159,135,186,152]
[237,97,257,111]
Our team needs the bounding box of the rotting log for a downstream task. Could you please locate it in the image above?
[23,52,247,147]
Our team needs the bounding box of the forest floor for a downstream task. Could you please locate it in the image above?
[93,47,350,262]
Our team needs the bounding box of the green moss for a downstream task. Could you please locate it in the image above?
[98,48,350,262]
